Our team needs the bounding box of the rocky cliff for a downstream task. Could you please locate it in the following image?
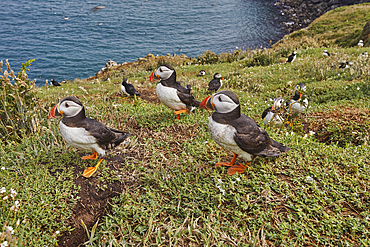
[276,0,370,32]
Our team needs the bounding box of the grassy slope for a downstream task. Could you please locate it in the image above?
[1,3,370,247]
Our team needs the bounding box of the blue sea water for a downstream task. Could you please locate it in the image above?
[1,0,287,86]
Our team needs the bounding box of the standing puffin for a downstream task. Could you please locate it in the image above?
[207,73,223,92]
[150,64,200,119]
[322,50,330,56]
[358,40,364,48]
[121,78,140,97]
[199,91,290,175]
[48,96,130,178]
[262,97,285,128]
[286,51,297,63]
[286,83,308,125]
[50,78,61,86]
[339,61,353,69]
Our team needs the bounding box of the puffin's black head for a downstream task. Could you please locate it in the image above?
[122,78,128,86]
[48,96,85,119]
[213,73,223,80]
[150,64,175,81]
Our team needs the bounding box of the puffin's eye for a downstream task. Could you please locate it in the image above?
[218,96,222,102]
[159,68,163,73]
[65,103,69,107]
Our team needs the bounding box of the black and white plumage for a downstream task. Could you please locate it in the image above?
[339,61,353,69]
[322,50,330,56]
[199,91,290,175]
[48,96,130,178]
[358,40,364,48]
[362,51,368,58]
[199,70,206,76]
[286,51,297,63]
[286,83,308,115]
[262,97,285,128]
[149,64,200,119]
[207,73,223,92]
[121,78,140,97]
[50,78,61,86]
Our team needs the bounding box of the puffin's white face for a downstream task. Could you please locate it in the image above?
[59,100,83,118]
[214,73,222,79]
[273,97,284,109]
[156,65,174,80]
[296,84,306,92]
[212,93,239,114]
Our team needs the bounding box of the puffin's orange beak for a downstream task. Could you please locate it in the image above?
[199,95,215,111]
[150,70,160,81]
[48,103,63,118]
[271,101,276,110]
[221,76,224,80]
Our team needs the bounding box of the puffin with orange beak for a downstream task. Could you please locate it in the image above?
[150,64,200,119]
[48,96,130,178]
[199,91,290,175]
[207,73,223,92]
[286,83,308,114]
[262,97,285,128]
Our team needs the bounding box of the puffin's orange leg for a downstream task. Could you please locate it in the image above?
[215,154,238,167]
[227,162,250,175]
[174,109,189,119]
[82,158,103,178]
[81,151,98,160]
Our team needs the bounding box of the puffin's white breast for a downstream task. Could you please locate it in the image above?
[208,116,253,161]
[121,84,129,96]
[264,111,284,128]
[156,83,186,111]
[59,121,106,157]
[289,99,308,113]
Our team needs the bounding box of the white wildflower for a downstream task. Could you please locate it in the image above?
[10,200,20,212]
[0,187,6,194]
[9,188,17,199]
[357,87,360,90]
[305,176,314,182]
[1,167,5,170]
[0,241,9,247]
[309,131,315,136]
[5,226,14,236]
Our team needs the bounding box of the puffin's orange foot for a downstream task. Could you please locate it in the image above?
[174,109,189,119]
[215,162,234,167]
[227,163,246,175]
[82,159,103,178]
[81,151,98,160]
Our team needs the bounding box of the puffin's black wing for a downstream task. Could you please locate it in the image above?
[208,79,221,92]
[126,84,141,96]
[84,118,130,149]
[233,114,290,157]
[177,91,201,107]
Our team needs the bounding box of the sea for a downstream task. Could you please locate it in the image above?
[1,0,288,87]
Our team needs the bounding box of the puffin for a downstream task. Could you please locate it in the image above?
[149,64,200,119]
[50,78,61,86]
[199,90,290,175]
[286,51,297,63]
[286,83,308,114]
[207,73,223,92]
[262,97,285,128]
[362,51,368,58]
[358,40,364,48]
[48,96,130,178]
[121,78,140,97]
[322,50,330,56]
[198,70,206,76]
[339,61,353,69]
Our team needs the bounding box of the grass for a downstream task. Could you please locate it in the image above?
[1,3,370,246]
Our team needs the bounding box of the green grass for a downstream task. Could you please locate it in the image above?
[1,3,370,246]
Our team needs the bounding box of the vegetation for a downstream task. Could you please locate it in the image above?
[1,3,370,247]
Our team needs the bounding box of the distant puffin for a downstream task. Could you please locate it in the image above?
[199,70,206,76]
[286,51,297,63]
[262,97,285,128]
[50,78,61,86]
[358,40,364,48]
[362,51,368,58]
[286,83,308,115]
[150,64,200,119]
[199,91,290,175]
[207,73,223,92]
[48,96,130,178]
[339,61,353,69]
[121,78,140,97]
[322,50,330,56]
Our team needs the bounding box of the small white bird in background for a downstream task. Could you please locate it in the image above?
[358,40,364,48]
[322,50,330,56]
